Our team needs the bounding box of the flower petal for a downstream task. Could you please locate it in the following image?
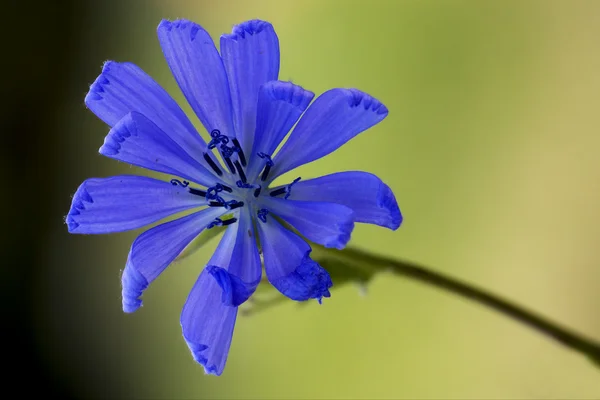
[67,175,205,234]
[206,208,261,306]
[280,171,402,230]
[99,112,220,187]
[270,89,388,178]
[246,81,314,179]
[220,20,280,155]
[260,197,354,250]
[257,218,332,302]
[180,267,237,376]
[85,61,207,160]
[121,207,225,313]
[180,209,259,375]
[158,20,235,137]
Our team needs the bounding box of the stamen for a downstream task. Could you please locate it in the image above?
[203,153,223,176]
[234,160,247,183]
[253,187,262,198]
[207,129,229,149]
[284,177,302,200]
[170,179,189,187]
[205,184,225,203]
[236,180,259,189]
[189,188,207,197]
[225,200,244,210]
[207,217,237,228]
[269,187,286,197]
[207,218,223,229]
[209,201,223,207]
[232,138,246,166]
[257,152,274,181]
[224,157,236,174]
[221,185,233,193]
[257,208,269,223]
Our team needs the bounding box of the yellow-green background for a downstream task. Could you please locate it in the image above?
[18,0,600,398]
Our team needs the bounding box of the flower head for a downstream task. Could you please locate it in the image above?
[67,18,402,375]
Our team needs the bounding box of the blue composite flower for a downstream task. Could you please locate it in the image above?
[67,19,402,375]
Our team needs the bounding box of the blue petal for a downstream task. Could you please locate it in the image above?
[85,61,208,161]
[158,20,235,138]
[121,207,225,313]
[220,20,280,155]
[260,197,354,250]
[257,218,332,302]
[180,209,259,375]
[270,89,388,178]
[206,209,261,306]
[180,267,237,376]
[246,81,314,179]
[67,175,205,234]
[99,112,220,187]
[279,171,402,230]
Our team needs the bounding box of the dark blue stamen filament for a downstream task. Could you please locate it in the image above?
[285,177,301,199]
[269,177,301,199]
[170,179,189,187]
[253,187,262,198]
[189,188,207,197]
[257,152,274,181]
[221,185,233,193]
[232,138,246,166]
[203,153,223,176]
[234,160,247,183]
[257,208,269,223]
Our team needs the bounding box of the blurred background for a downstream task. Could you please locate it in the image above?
[4,0,600,398]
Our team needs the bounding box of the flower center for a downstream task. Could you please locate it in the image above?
[172,133,302,227]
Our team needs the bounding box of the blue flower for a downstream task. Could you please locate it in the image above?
[67,19,402,375]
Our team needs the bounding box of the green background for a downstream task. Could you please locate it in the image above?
[20,0,600,398]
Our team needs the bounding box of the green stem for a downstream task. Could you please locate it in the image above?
[326,247,600,364]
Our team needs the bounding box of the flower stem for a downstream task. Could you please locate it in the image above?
[319,246,600,366]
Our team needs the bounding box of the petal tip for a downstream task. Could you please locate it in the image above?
[67,182,94,233]
[85,63,114,105]
[223,19,274,41]
[183,338,224,376]
[121,262,149,313]
[377,182,402,230]
[263,81,315,110]
[346,89,388,116]
[270,253,333,302]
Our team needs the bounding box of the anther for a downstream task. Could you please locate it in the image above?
[221,218,238,226]
[170,179,189,187]
[257,208,269,223]
[224,157,236,174]
[253,186,262,198]
[203,153,223,176]
[221,185,233,193]
[269,187,286,197]
[209,201,223,207]
[232,138,246,166]
[188,188,207,197]
[257,152,274,181]
[234,160,247,183]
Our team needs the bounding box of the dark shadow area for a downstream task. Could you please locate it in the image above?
[1,1,129,398]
